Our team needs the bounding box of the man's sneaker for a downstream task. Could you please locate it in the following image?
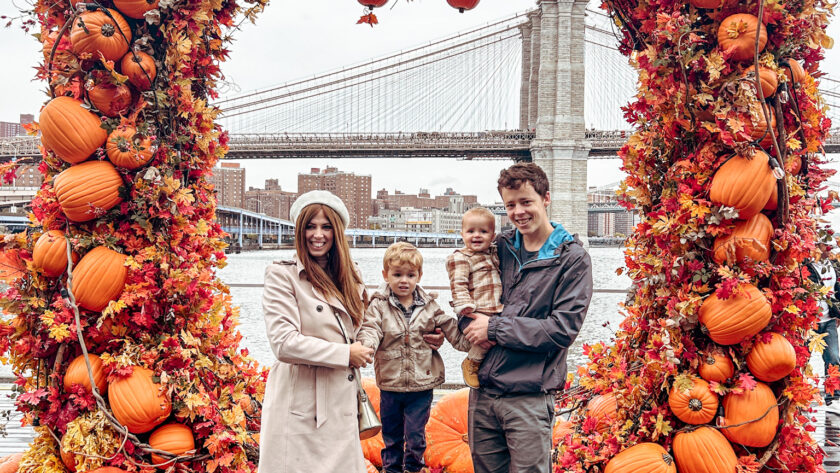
[825,402,840,416]
[461,358,481,389]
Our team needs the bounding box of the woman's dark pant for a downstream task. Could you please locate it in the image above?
[380,389,433,473]
[819,320,840,401]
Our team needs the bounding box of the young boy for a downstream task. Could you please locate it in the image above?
[357,242,470,473]
[445,207,504,388]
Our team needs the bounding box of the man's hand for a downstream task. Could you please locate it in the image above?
[463,313,490,346]
[423,328,444,350]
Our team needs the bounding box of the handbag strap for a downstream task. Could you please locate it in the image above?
[332,309,368,401]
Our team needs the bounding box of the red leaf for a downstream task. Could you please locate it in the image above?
[738,373,758,391]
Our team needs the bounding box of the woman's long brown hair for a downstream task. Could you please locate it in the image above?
[294,204,366,326]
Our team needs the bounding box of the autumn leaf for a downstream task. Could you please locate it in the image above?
[737,373,758,392]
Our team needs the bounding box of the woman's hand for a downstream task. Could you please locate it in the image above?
[349,342,374,368]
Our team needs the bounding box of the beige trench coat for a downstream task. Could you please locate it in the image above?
[258,258,366,473]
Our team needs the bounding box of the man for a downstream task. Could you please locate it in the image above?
[461,163,593,473]
[806,238,840,415]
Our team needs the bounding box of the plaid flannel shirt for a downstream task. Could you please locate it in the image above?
[445,247,503,317]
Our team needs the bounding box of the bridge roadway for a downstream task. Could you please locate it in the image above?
[5,130,838,160]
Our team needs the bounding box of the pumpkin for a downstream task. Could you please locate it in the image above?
[149,423,195,465]
[553,419,574,447]
[87,80,132,118]
[109,366,172,433]
[33,230,78,277]
[668,377,718,425]
[114,0,160,19]
[603,442,677,473]
[746,332,796,382]
[721,382,778,447]
[587,393,618,433]
[712,213,774,265]
[745,103,776,147]
[53,160,124,223]
[698,283,772,345]
[781,59,807,86]
[743,66,778,98]
[0,453,23,473]
[717,14,766,62]
[786,155,802,175]
[360,378,384,467]
[690,0,721,8]
[70,246,128,312]
[424,388,473,473]
[60,435,77,472]
[764,183,778,211]
[106,125,155,169]
[673,427,738,473]
[709,150,775,220]
[120,51,157,90]
[447,0,480,12]
[698,351,735,383]
[64,353,107,395]
[39,96,108,164]
[70,9,131,62]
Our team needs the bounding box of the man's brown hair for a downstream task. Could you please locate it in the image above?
[497,163,549,197]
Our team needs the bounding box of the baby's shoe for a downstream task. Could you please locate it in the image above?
[461,358,481,388]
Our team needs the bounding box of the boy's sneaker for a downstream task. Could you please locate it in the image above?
[462,358,481,389]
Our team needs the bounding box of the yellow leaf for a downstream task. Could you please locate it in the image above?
[809,329,827,354]
[196,219,210,236]
[48,323,72,342]
[783,304,801,314]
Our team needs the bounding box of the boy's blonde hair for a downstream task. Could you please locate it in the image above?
[462,207,496,229]
[383,242,423,275]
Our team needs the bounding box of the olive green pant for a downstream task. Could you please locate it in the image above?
[467,389,555,473]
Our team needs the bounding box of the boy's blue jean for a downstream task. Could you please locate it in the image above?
[380,389,433,473]
[819,320,840,401]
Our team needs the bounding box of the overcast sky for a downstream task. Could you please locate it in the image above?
[1,0,837,203]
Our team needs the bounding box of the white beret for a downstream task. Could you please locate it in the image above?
[290,190,350,227]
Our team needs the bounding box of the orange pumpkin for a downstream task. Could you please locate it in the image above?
[121,51,157,90]
[668,377,718,425]
[53,161,124,223]
[149,423,195,465]
[87,81,132,118]
[764,183,778,211]
[603,442,677,473]
[106,125,155,170]
[0,453,23,473]
[60,435,77,472]
[70,246,128,312]
[721,382,778,447]
[781,59,807,86]
[745,104,776,147]
[70,10,131,61]
[33,230,78,277]
[64,353,107,395]
[742,66,778,98]
[673,427,738,473]
[746,332,796,382]
[712,213,773,265]
[709,150,775,220]
[786,155,803,175]
[698,351,735,383]
[587,392,618,433]
[698,284,772,345]
[717,14,766,62]
[424,388,473,473]
[114,0,160,19]
[553,419,574,447]
[109,366,172,433]
[39,96,108,164]
[360,378,384,467]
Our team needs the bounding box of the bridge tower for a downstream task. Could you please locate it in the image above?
[522,0,591,245]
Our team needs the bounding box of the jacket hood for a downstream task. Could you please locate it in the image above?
[506,222,574,260]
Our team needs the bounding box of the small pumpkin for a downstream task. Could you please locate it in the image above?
[698,283,772,345]
[717,14,766,62]
[553,419,574,447]
[149,423,195,465]
[603,442,677,473]
[70,9,131,61]
[712,213,774,265]
[424,388,473,473]
[698,351,735,383]
[781,59,807,86]
[587,393,618,434]
[744,103,776,147]
[721,382,778,447]
[64,353,107,395]
[109,366,172,433]
[764,183,778,211]
[60,435,77,472]
[87,80,132,118]
[121,51,157,90]
[114,0,160,19]
[39,96,108,164]
[668,377,719,425]
[33,230,78,277]
[106,125,155,169]
[786,155,803,175]
[709,150,775,220]
[746,332,796,382]
[742,66,778,98]
[70,246,128,312]
[673,427,738,473]
[53,161,124,223]
[0,453,24,473]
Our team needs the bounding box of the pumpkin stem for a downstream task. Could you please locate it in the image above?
[461,433,468,443]
[688,398,703,412]
[100,23,116,38]
[662,453,674,466]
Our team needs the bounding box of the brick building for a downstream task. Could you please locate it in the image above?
[587,184,637,237]
[298,167,372,228]
[0,114,34,138]
[208,162,246,208]
[244,179,297,220]
[374,187,477,213]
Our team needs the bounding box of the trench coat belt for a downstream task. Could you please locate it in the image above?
[316,366,328,429]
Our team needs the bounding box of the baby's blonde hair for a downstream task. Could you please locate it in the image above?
[462,207,496,229]
[383,241,423,275]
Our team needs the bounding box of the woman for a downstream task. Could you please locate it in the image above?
[259,190,375,473]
